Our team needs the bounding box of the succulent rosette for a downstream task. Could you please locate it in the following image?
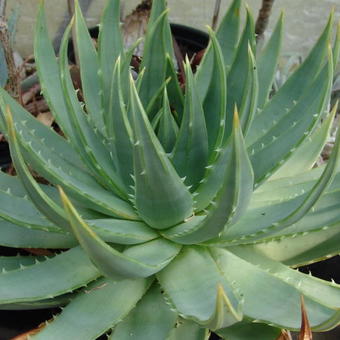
[0,0,339,339]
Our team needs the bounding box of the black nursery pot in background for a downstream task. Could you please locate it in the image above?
[0,141,11,171]
[67,22,209,62]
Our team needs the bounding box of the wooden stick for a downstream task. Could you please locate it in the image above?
[212,0,221,31]
[0,14,19,99]
[67,0,80,66]
[255,0,275,42]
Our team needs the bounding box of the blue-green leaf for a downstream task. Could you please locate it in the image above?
[216,321,281,340]
[32,278,152,340]
[0,218,76,249]
[59,21,126,197]
[110,284,177,340]
[3,106,70,230]
[74,0,105,134]
[130,77,193,229]
[166,319,210,340]
[157,247,243,330]
[171,60,209,190]
[138,12,168,112]
[0,247,99,304]
[225,7,255,139]
[165,55,184,120]
[202,28,227,153]
[196,0,241,101]
[270,104,336,179]
[98,0,124,115]
[61,188,181,280]
[107,57,135,190]
[163,110,253,244]
[249,52,333,185]
[211,248,340,330]
[157,88,179,153]
[247,12,334,145]
[34,1,74,138]
[256,13,284,109]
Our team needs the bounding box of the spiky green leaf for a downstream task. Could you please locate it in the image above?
[31,278,152,340]
[130,77,193,229]
[157,247,243,330]
[110,284,177,340]
[171,60,209,190]
[0,247,99,304]
[163,110,253,244]
[61,188,181,279]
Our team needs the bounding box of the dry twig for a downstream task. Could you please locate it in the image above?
[212,0,222,31]
[0,0,19,99]
[255,0,275,42]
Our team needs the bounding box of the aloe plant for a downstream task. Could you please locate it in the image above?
[0,0,339,339]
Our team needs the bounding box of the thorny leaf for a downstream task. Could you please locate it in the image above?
[276,296,313,340]
[276,330,293,340]
[299,296,312,340]
[11,322,46,340]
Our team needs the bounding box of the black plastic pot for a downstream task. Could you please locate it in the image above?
[0,141,11,171]
[170,23,209,57]
[67,23,209,63]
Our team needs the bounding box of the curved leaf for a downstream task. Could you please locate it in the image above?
[0,92,137,220]
[138,11,168,111]
[247,12,334,145]
[110,284,177,340]
[171,60,209,190]
[165,55,184,120]
[130,77,193,229]
[0,88,84,171]
[257,13,284,109]
[3,106,70,230]
[60,188,181,280]
[34,1,73,138]
[157,247,243,330]
[0,255,46,271]
[220,112,340,244]
[196,0,241,101]
[230,247,340,311]
[108,57,134,189]
[0,219,76,249]
[164,110,253,244]
[270,104,336,180]
[32,277,152,340]
[0,247,99,304]
[0,293,74,311]
[98,0,123,116]
[225,7,255,139]
[211,248,340,330]
[74,0,104,133]
[249,52,333,185]
[87,219,158,245]
[59,21,126,197]
[157,88,179,153]
[166,319,210,340]
[216,321,281,340]
[245,224,340,267]
[201,28,227,153]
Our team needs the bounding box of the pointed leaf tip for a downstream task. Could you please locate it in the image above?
[4,104,14,133]
[233,106,240,128]
[299,296,312,340]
